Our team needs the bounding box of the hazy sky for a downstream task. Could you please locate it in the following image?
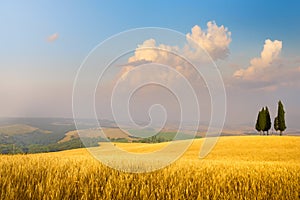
[1,1,300,129]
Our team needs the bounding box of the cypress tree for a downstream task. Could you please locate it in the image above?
[255,111,262,135]
[258,107,266,135]
[264,106,271,135]
[277,100,286,136]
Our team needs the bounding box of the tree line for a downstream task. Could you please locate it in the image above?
[0,137,102,154]
[255,100,286,135]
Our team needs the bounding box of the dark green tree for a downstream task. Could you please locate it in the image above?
[264,106,271,135]
[255,110,262,135]
[274,116,279,134]
[277,100,286,136]
[258,107,266,135]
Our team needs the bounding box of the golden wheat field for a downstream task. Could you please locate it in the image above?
[0,136,299,200]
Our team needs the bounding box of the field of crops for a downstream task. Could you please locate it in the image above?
[0,136,299,199]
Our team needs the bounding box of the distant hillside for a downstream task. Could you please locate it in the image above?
[0,118,84,154]
[0,117,298,154]
[58,128,132,143]
[0,124,38,135]
[0,124,51,135]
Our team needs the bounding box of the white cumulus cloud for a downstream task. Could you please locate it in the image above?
[128,39,181,66]
[128,21,232,65]
[231,39,300,91]
[121,21,232,84]
[233,39,282,80]
[186,21,232,60]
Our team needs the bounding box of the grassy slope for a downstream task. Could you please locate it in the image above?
[58,128,132,143]
[0,124,47,135]
[0,136,299,199]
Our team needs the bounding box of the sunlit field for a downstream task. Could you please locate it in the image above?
[0,136,299,199]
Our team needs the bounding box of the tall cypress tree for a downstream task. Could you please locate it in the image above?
[264,106,271,135]
[255,111,262,135]
[258,107,266,135]
[277,100,286,136]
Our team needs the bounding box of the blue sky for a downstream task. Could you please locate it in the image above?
[2,1,300,59]
[1,1,300,130]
